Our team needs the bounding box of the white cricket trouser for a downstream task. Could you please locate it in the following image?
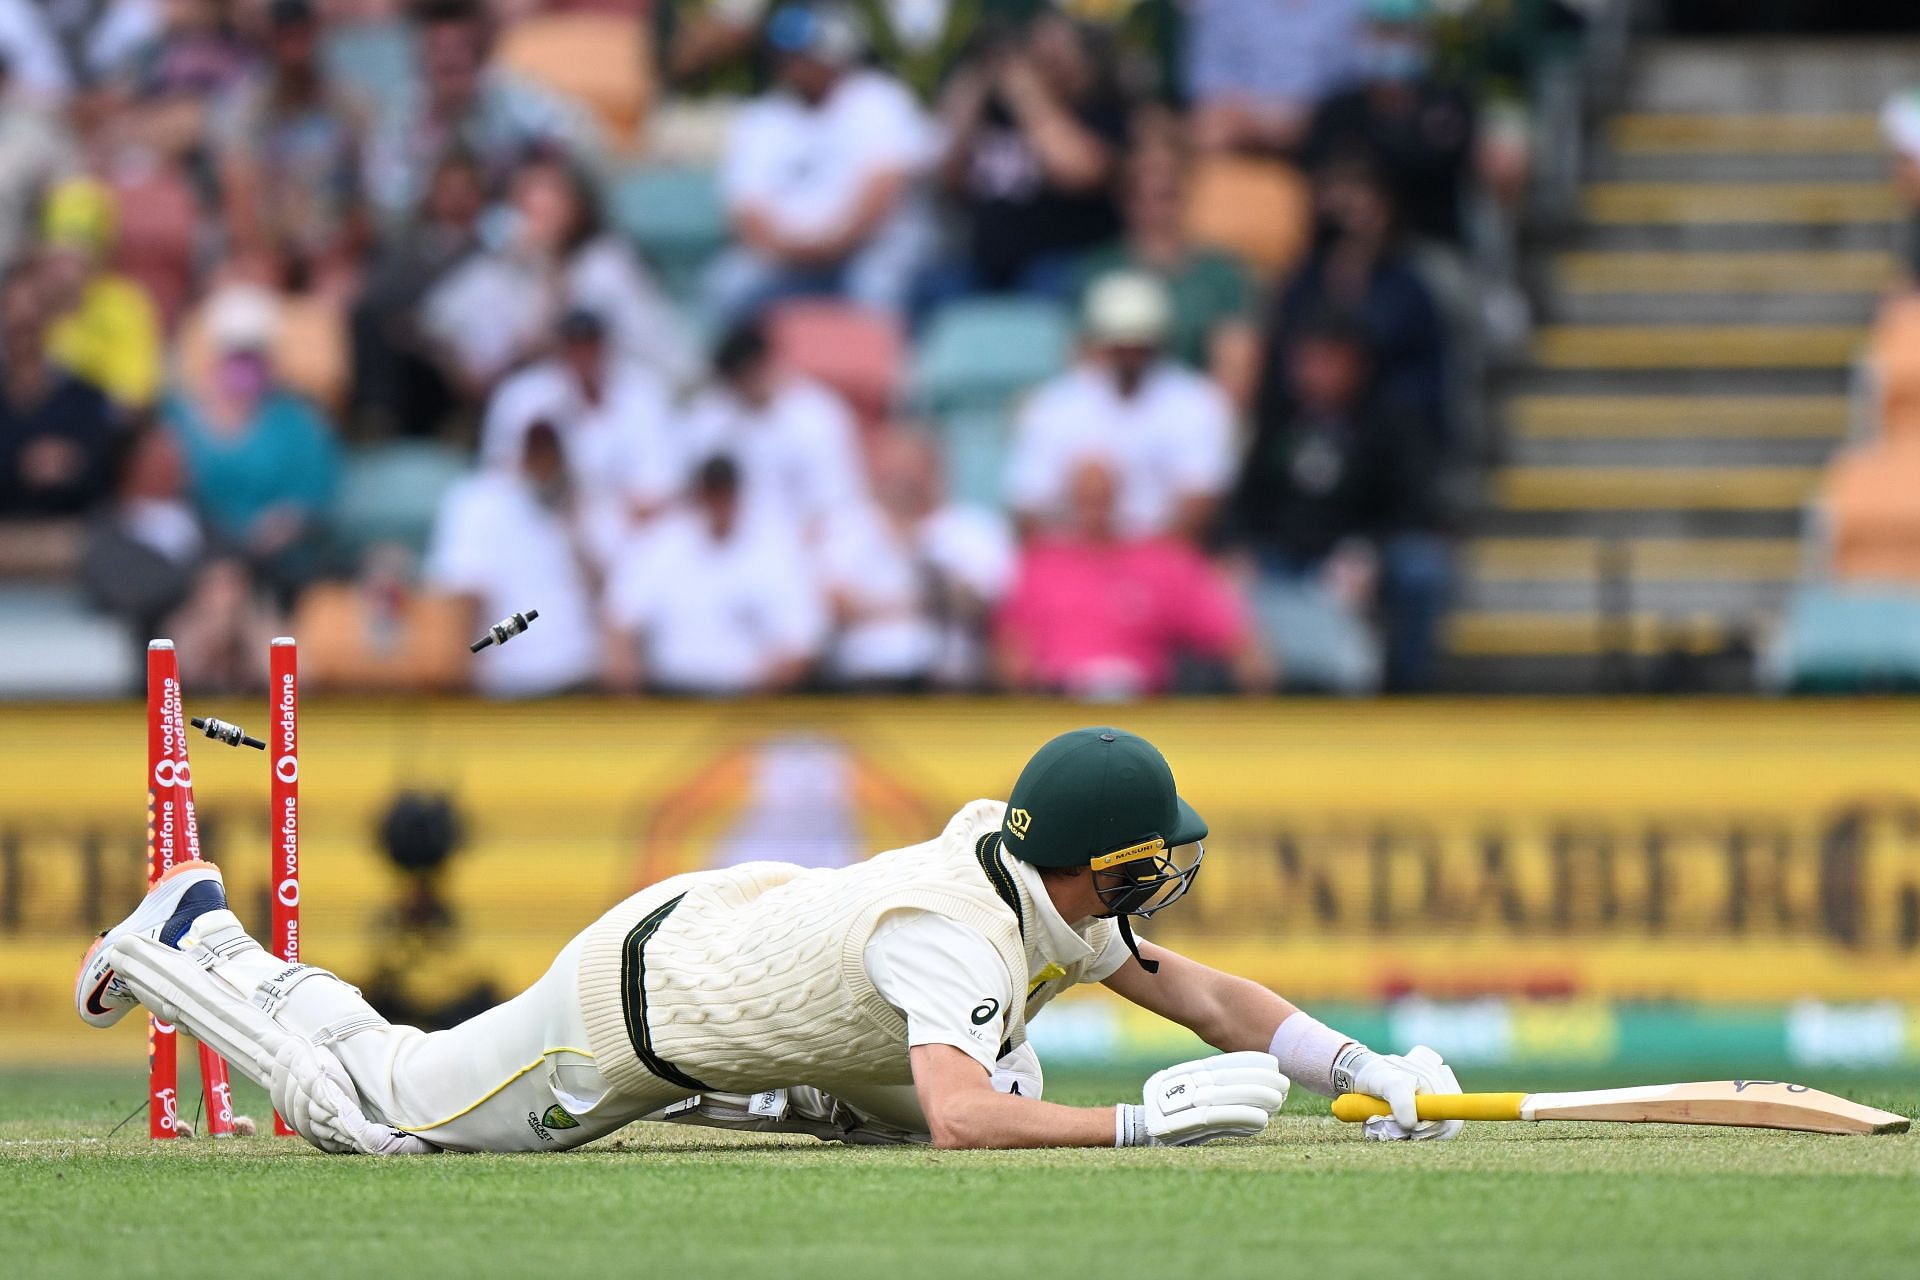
[303,933,690,1152]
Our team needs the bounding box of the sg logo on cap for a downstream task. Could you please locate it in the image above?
[1007,808,1033,838]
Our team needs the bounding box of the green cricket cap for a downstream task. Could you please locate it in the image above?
[1000,727,1207,868]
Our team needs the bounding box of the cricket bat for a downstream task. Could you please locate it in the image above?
[1331,1080,1910,1135]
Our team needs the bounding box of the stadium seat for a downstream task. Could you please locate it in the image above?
[108,166,197,331]
[911,297,1074,415]
[767,301,904,430]
[934,406,1014,509]
[494,13,654,151]
[291,584,472,693]
[1249,578,1382,694]
[1821,439,1920,584]
[0,584,135,698]
[332,442,472,559]
[1183,157,1312,278]
[1764,586,1920,691]
[609,166,729,302]
[175,291,350,414]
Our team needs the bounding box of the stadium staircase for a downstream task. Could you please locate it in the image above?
[1444,41,1913,692]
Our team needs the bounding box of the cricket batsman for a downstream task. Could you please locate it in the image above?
[75,727,1465,1153]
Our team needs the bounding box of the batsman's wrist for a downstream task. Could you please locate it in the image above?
[1331,1042,1377,1097]
[1115,1104,1152,1147]
[1269,1011,1367,1097]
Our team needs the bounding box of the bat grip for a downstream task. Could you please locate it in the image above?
[1332,1092,1529,1123]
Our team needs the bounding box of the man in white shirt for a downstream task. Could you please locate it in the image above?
[478,309,679,571]
[680,318,870,543]
[706,2,935,320]
[1005,271,1236,542]
[818,430,1014,688]
[425,422,600,697]
[603,454,827,695]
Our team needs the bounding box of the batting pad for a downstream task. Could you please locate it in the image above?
[111,934,297,1092]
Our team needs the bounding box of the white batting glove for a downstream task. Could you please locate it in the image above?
[270,1040,434,1156]
[1117,1051,1290,1146]
[1343,1043,1464,1142]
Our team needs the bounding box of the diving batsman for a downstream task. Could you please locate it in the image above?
[75,727,1465,1153]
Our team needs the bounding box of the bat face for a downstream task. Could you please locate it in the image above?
[1523,1081,1911,1135]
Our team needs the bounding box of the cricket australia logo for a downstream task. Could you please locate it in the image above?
[1007,808,1033,839]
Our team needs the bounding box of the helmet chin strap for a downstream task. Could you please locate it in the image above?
[1115,914,1159,974]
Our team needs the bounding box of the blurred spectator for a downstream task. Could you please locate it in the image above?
[351,147,487,436]
[0,264,117,519]
[161,284,340,601]
[604,453,826,695]
[80,421,270,691]
[425,419,601,697]
[479,307,678,569]
[933,12,1126,299]
[1077,135,1261,408]
[113,0,259,159]
[419,149,697,395]
[1186,0,1364,154]
[38,178,163,410]
[818,430,1015,690]
[1271,156,1448,444]
[1303,0,1476,247]
[1231,313,1448,691]
[996,457,1260,698]
[1005,270,1234,542]
[214,0,370,292]
[362,0,604,229]
[0,55,73,270]
[681,318,869,543]
[708,2,935,320]
[0,1,75,104]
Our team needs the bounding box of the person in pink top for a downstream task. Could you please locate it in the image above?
[996,458,1266,697]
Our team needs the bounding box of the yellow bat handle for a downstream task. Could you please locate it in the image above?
[1331,1092,1530,1123]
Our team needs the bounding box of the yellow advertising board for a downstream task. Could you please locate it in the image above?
[3,698,1918,1063]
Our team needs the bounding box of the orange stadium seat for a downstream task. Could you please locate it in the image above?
[175,291,349,414]
[1182,157,1312,278]
[767,300,904,430]
[291,585,472,693]
[494,13,654,152]
[1822,438,1920,584]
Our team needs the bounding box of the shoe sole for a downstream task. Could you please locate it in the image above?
[73,861,224,1027]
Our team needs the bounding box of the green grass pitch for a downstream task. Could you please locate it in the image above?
[4,1065,1915,1280]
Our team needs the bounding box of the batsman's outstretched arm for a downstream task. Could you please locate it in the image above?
[911,1045,1117,1149]
[910,1043,1288,1150]
[1103,940,1467,1140]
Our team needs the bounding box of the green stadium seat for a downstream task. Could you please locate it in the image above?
[609,166,728,301]
[936,406,1014,509]
[333,442,472,559]
[1765,587,1920,691]
[911,297,1074,415]
[0,584,135,697]
[1249,579,1381,694]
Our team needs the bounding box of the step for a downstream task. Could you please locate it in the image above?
[1576,222,1897,254]
[1607,113,1881,155]
[1597,151,1893,184]
[1445,610,1738,659]
[1582,182,1896,225]
[1554,290,1881,326]
[1532,325,1866,370]
[1463,576,1794,616]
[1507,394,1850,439]
[1492,465,1821,511]
[1555,251,1896,293]
[1477,508,1805,540]
[1468,537,1803,581]
[1626,40,1920,114]
[1511,435,1841,468]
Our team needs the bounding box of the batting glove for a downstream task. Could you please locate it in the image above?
[1117,1051,1290,1146]
[1343,1043,1465,1142]
[270,1040,434,1156]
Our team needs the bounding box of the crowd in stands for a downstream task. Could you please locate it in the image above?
[0,0,1577,698]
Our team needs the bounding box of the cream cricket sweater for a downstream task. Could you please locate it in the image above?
[576,800,1118,1100]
